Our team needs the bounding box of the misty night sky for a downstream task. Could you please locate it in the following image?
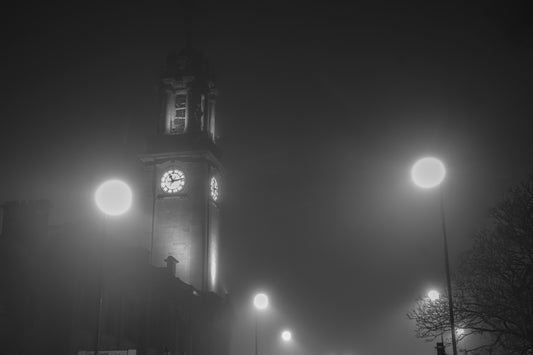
[1,1,533,354]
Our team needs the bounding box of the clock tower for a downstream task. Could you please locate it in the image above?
[139,44,221,294]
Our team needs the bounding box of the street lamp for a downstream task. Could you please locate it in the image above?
[94,179,133,216]
[254,293,269,310]
[428,289,440,302]
[281,330,292,342]
[281,330,292,355]
[411,157,446,189]
[94,179,132,354]
[253,293,269,355]
[411,157,457,355]
[427,289,445,343]
[455,328,469,355]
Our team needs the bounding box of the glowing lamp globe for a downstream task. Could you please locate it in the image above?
[456,328,465,336]
[411,157,446,189]
[253,293,269,310]
[281,330,292,342]
[427,290,440,301]
[95,179,132,216]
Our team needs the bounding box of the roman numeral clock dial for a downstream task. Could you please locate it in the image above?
[161,169,185,193]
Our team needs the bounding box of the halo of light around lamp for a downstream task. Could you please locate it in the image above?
[253,293,269,310]
[411,157,446,189]
[95,179,132,216]
[427,289,440,301]
[281,330,292,342]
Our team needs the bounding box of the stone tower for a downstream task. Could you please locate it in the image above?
[139,44,222,293]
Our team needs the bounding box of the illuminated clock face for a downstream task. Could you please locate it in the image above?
[210,176,219,201]
[161,169,185,193]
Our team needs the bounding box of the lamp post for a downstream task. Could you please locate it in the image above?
[427,290,445,343]
[280,330,292,355]
[411,157,457,355]
[253,293,269,355]
[94,179,132,354]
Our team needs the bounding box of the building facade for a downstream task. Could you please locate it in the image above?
[0,44,231,355]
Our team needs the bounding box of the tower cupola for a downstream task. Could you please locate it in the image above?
[158,44,218,142]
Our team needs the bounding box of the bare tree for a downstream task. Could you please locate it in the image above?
[408,177,533,354]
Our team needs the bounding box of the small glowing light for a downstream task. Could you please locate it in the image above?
[94,179,132,216]
[456,328,465,336]
[210,176,219,201]
[427,290,440,301]
[253,293,269,310]
[281,330,292,342]
[411,157,446,189]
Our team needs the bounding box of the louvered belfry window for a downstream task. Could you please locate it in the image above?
[171,94,187,134]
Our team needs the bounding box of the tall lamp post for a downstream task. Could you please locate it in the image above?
[94,179,132,354]
[253,293,269,355]
[411,157,457,355]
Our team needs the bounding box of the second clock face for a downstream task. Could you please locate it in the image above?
[161,169,185,193]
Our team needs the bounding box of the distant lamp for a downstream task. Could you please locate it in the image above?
[281,330,292,342]
[411,157,446,189]
[95,179,132,216]
[253,293,269,311]
[456,328,465,336]
[428,290,440,301]
[253,292,270,355]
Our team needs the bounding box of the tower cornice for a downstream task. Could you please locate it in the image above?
[139,134,222,172]
[138,149,222,172]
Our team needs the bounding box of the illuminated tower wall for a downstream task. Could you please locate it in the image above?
[139,44,221,293]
